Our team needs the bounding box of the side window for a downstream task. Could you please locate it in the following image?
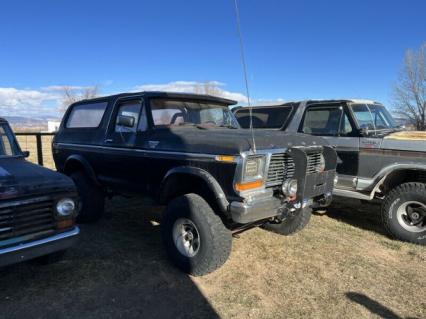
[67,102,108,128]
[340,113,355,136]
[302,107,342,136]
[0,125,14,155]
[115,100,142,133]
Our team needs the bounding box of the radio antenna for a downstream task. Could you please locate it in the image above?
[233,0,256,153]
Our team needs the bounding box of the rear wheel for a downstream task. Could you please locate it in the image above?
[70,171,104,223]
[262,207,312,235]
[161,193,232,276]
[382,183,426,245]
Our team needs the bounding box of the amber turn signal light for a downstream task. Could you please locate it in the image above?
[56,219,74,230]
[235,180,264,191]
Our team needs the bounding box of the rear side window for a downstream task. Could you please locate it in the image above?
[66,102,108,128]
[235,107,293,129]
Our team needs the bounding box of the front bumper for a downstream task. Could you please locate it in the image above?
[230,170,335,224]
[0,226,79,267]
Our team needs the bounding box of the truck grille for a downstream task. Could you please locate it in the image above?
[306,152,324,174]
[266,153,295,187]
[0,197,55,244]
[266,150,324,187]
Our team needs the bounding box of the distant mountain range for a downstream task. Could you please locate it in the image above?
[2,115,61,130]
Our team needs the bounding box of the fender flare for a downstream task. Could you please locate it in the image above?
[359,163,426,198]
[64,155,99,186]
[159,166,229,213]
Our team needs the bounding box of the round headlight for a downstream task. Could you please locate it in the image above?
[282,179,298,197]
[56,198,76,217]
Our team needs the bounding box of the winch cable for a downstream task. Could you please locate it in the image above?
[233,0,256,153]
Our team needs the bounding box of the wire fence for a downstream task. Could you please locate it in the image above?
[15,133,56,170]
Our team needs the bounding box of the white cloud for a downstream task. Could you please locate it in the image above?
[0,87,61,116]
[134,81,248,103]
[41,85,90,91]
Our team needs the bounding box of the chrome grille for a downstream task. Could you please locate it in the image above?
[306,152,323,174]
[266,150,324,187]
[0,197,55,244]
[266,153,295,187]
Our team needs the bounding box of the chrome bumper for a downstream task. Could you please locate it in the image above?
[0,226,79,267]
[230,197,282,224]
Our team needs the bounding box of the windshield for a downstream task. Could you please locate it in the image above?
[0,123,20,157]
[150,99,239,128]
[350,104,397,130]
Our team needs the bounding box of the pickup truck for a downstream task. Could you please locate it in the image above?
[234,99,426,245]
[0,117,79,267]
[53,91,337,275]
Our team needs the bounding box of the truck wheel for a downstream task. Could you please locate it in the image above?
[161,193,232,276]
[262,207,312,235]
[382,183,426,245]
[70,171,104,223]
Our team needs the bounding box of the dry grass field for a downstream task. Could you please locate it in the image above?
[15,134,56,169]
[0,196,424,319]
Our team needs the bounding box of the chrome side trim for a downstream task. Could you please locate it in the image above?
[333,189,372,200]
[55,142,218,159]
[0,227,80,255]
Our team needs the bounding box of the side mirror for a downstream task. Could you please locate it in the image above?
[22,151,30,158]
[117,115,135,128]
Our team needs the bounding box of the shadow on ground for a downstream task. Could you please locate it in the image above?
[0,197,219,319]
[346,292,420,319]
[318,197,389,236]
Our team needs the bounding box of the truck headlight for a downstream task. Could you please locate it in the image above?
[282,179,298,197]
[56,198,76,217]
[319,153,326,172]
[243,156,265,181]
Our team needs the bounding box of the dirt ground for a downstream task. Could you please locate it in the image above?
[0,197,425,319]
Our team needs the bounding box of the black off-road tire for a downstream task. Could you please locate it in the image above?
[70,171,105,223]
[262,207,312,235]
[382,183,426,245]
[34,250,66,265]
[161,193,232,276]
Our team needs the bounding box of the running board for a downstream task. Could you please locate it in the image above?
[333,189,372,201]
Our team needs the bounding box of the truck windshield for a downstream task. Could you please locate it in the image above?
[0,123,19,157]
[150,99,239,128]
[350,104,397,130]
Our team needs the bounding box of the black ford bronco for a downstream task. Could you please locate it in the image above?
[234,99,426,245]
[0,118,79,267]
[53,92,337,275]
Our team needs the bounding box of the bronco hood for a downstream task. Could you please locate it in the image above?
[150,127,328,154]
[0,157,75,200]
[382,131,426,152]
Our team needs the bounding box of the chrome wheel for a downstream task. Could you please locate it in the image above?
[172,218,200,257]
[396,201,426,233]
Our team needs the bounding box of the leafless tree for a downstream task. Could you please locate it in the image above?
[193,81,222,97]
[58,86,99,113]
[393,43,426,130]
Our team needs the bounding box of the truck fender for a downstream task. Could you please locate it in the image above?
[63,155,99,186]
[159,166,229,213]
[363,163,426,198]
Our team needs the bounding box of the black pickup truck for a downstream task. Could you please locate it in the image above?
[0,118,79,267]
[53,91,337,275]
[234,99,426,245]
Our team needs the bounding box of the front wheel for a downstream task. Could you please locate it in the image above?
[382,183,426,245]
[161,194,232,276]
[262,207,312,235]
[70,171,105,223]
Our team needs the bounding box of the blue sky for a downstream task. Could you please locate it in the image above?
[0,0,425,117]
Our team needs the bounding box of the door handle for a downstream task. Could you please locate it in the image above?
[104,139,113,143]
